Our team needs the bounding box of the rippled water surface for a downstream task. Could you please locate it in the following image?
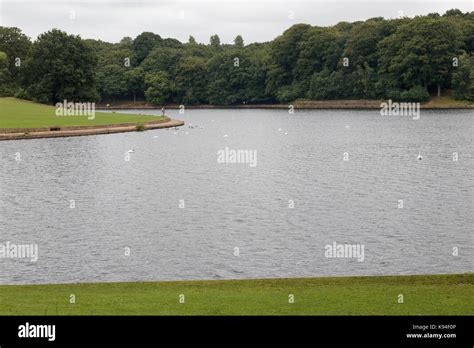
[0,109,472,284]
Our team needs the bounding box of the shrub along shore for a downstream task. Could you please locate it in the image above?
[0,273,472,315]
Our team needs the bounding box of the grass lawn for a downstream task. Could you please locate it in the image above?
[423,95,474,108]
[0,274,472,315]
[0,97,164,129]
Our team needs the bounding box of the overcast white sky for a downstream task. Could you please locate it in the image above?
[0,0,472,44]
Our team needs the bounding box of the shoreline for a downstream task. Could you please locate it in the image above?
[2,96,471,141]
[1,273,471,315]
[0,272,469,287]
[97,99,474,110]
[0,117,184,141]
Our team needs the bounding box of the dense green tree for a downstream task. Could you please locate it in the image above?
[309,69,351,99]
[400,85,430,102]
[265,24,311,99]
[348,65,378,99]
[234,35,244,48]
[119,36,133,47]
[86,36,135,101]
[125,67,145,102]
[344,19,394,69]
[175,56,207,104]
[162,38,183,48]
[210,34,221,47]
[96,64,128,101]
[141,47,184,76]
[294,27,344,96]
[22,29,98,103]
[0,27,31,93]
[378,17,463,96]
[97,45,134,67]
[206,52,238,104]
[206,49,268,104]
[447,10,474,52]
[0,51,12,96]
[452,53,474,101]
[133,32,162,65]
[444,9,464,17]
[144,71,173,104]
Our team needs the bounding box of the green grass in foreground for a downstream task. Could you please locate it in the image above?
[0,274,472,315]
[0,97,164,129]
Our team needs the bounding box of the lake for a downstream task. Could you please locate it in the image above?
[0,108,472,284]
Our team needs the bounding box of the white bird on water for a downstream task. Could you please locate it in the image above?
[284,132,288,135]
[223,134,229,137]
[127,149,135,153]
[417,151,423,160]
[153,135,159,138]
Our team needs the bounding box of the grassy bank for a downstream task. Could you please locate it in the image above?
[0,274,472,315]
[0,98,164,129]
[421,95,474,108]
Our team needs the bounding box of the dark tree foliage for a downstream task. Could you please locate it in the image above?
[4,9,474,105]
[234,35,244,48]
[210,34,221,48]
[132,32,162,65]
[21,29,98,103]
[377,17,463,96]
[0,51,11,96]
[452,53,474,101]
[0,26,31,95]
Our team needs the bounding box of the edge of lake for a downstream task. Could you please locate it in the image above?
[0,117,185,141]
[97,99,474,110]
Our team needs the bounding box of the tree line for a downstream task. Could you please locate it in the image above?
[0,9,473,105]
